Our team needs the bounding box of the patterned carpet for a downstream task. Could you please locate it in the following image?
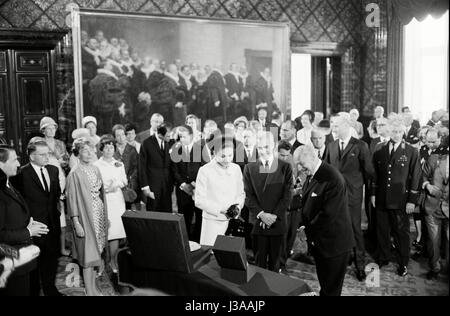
[54,223,449,296]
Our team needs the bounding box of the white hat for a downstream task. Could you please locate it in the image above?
[71,128,90,140]
[81,116,97,127]
[39,117,58,131]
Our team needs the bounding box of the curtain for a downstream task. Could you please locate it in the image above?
[387,0,449,113]
[392,0,449,25]
[386,4,404,114]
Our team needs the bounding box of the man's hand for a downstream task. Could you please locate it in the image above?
[260,213,276,227]
[371,196,376,208]
[27,218,49,237]
[214,101,220,107]
[142,188,155,200]
[175,102,183,108]
[426,184,442,197]
[406,202,415,215]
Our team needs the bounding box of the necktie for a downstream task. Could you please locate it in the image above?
[318,149,322,159]
[339,141,344,159]
[40,167,49,192]
[160,140,164,151]
[389,140,396,159]
[303,175,311,192]
[264,160,269,171]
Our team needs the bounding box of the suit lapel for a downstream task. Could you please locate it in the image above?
[152,136,164,158]
[3,186,28,210]
[341,137,357,160]
[262,160,277,192]
[25,164,46,193]
[302,178,317,202]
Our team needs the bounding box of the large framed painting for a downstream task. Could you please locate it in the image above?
[71,8,289,135]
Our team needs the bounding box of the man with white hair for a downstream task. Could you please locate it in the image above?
[324,114,374,281]
[310,128,327,160]
[243,131,293,272]
[371,118,421,276]
[349,109,364,139]
[374,106,385,119]
[293,145,354,296]
[136,113,164,144]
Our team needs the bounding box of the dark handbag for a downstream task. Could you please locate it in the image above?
[226,218,253,238]
[122,186,137,203]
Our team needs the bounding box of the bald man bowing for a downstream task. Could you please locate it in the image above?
[294,145,354,296]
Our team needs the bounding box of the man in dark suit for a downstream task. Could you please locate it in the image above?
[171,125,209,242]
[242,128,258,163]
[12,140,63,296]
[139,124,173,212]
[293,145,354,296]
[0,145,47,296]
[280,120,302,154]
[371,118,422,276]
[401,107,420,130]
[325,115,374,281]
[243,132,293,272]
[402,113,420,145]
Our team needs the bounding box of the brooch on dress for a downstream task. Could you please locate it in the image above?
[114,162,122,168]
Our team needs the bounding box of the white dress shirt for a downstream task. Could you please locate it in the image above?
[316,146,326,159]
[30,163,50,191]
[389,140,401,154]
[195,160,245,221]
[311,160,322,177]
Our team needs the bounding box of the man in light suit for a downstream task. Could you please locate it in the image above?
[294,145,354,296]
[12,140,63,296]
[243,132,293,272]
[421,129,449,280]
[325,115,374,281]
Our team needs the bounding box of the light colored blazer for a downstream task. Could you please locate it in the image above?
[424,154,449,218]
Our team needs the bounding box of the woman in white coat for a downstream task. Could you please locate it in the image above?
[195,137,245,246]
[94,135,127,273]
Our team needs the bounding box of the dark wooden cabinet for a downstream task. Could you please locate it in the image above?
[0,29,65,161]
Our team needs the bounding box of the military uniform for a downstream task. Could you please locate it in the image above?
[372,140,421,267]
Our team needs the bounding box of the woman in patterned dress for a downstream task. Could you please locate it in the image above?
[66,138,107,296]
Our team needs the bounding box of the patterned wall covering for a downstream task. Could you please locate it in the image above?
[0,0,386,140]
[361,0,388,116]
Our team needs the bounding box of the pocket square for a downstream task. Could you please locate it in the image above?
[311,192,318,197]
